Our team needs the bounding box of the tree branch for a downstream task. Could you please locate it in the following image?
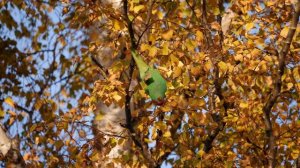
[90,55,108,79]
[155,110,183,166]
[0,98,34,115]
[263,2,300,167]
[123,0,157,167]
[201,0,228,153]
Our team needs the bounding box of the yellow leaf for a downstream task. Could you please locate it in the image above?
[58,37,66,47]
[260,61,267,72]
[190,66,201,76]
[245,22,254,31]
[231,116,238,122]
[158,150,165,158]
[213,7,220,15]
[296,83,300,92]
[138,88,147,97]
[196,30,204,42]
[35,137,40,145]
[286,83,293,90]
[113,20,122,30]
[293,67,300,80]
[144,138,152,143]
[0,109,5,118]
[291,149,300,159]
[5,97,15,108]
[233,40,240,46]
[128,14,134,21]
[149,46,158,57]
[228,78,237,90]
[163,131,171,138]
[8,110,16,116]
[211,21,221,30]
[266,1,276,6]
[280,27,289,38]
[140,43,149,52]
[9,117,15,125]
[204,60,213,72]
[23,153,31,161]
[265,76,273,86]
[173,67,182,78]
[166,70,172,77]
[79,130,86,138]
[198,150,205,157]
[162,42,169,55]
[264,55,273,62]
[162,29,174,40]
[113,94,122,102]
[157,66,168,72]
[89,152,100,162]
[161,105,172,112]
[133,5,144,13]
[95,114,103,121]
[157,11,164,19]
[240,102,248,109]
[198,99,206,107]
[183,72,190,87]
[186,39,196,51]
[218,61,228,73]
[255,38,266,49]
[65,139,70,146]
[178,61,184,67]
[137,123,144,132]
[89,45,96,52]
[236,126,245,132]
[251,48,261,58]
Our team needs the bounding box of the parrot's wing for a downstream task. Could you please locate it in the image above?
[146,68,167,101]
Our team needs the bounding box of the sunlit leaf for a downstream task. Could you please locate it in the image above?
[4,97,15,108]
[162,30,174,40]
[280,27,289,38]
[133,5,144,13]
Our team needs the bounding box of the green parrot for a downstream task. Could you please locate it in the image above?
[131,49,167,103]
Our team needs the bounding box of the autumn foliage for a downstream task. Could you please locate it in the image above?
[0,0,300,167]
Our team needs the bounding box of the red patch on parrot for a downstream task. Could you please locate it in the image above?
[152,99,166,106]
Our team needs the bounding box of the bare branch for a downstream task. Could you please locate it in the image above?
[23,49,54,56]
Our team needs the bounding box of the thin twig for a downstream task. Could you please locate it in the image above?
[90,55,108,79]
[137,0,155,46]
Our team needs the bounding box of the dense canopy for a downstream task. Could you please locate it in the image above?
[0,0,300,167]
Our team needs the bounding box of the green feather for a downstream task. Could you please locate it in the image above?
[131,49,167,101]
